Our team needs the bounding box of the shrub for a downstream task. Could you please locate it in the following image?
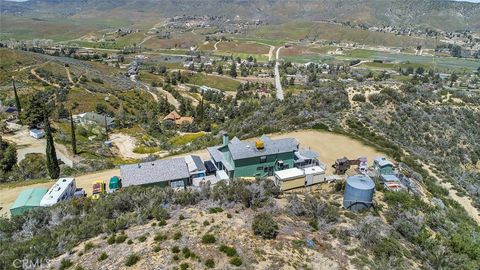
[59,259,73,270]
[84,242,95,252]
[229,257,242,266]
[115,234,128,244]
[127,239,133,245]
[173,231,182,240]
[173,254,179,261]
[201,234,216,244]
[252,213,278,239]
[219,245,237,257]
[205,258,215,268]
[180,262,189,270]
[154,233,167,242]
[203,220,210,226]
[179,214,185,220]
[125,254,140,267]
[227,213,232,218]
[352,93,366,102]
[98,252,108,261]
[182,247,191,258]
[107,235,116,245]
[172,246,180,253]
[158,220,167,226]
[208,207,224,214]
[153,245,161,253]
[137,235,147,242]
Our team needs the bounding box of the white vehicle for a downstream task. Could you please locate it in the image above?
[40,178,77,207]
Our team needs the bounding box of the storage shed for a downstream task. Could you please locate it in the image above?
[10,188,48,216]
[29,129,45,139]
[343,175,375,211]
[304,166,326,186]
[274,168,305,191]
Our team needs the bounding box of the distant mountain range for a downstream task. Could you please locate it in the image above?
[1,0,479,31]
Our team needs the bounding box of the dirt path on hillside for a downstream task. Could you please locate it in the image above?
[31,65,61,88]
[110,133,150,160]
[65,66,76,85]
[422,164,480,224]
[157,87,180,109]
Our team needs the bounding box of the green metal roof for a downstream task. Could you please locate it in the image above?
[10,188,48,209]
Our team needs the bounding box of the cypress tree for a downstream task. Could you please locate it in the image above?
[104,115,109,141]
[45,115,60,179]
[70,111,77,155]
[12,77,22,123]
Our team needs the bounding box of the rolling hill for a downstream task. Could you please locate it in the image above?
[1,0,479,37]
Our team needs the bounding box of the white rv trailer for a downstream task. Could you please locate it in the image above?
[40,178,77,207]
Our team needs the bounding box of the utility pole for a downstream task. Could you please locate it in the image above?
[104,115,109,141]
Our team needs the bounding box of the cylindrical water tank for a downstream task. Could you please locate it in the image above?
[343,175,375,211]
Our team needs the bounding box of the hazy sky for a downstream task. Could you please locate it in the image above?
[4,0,480,1]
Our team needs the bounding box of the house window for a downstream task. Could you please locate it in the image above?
[260,156,267,163]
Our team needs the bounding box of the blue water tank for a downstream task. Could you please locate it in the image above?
[343,175,375,211]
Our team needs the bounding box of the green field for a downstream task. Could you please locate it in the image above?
[187,73,241,92]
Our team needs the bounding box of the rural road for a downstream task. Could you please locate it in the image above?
[275,47,284,100]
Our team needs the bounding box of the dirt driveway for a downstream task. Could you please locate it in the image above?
[0,130,383,217]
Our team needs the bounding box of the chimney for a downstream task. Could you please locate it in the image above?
[222,132,229,146]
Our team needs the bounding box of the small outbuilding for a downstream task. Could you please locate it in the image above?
[374,157,394,175]
[274,167,305,191]
[10,188,48,216]
[29,129,45,139]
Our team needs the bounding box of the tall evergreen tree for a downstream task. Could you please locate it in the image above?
[229,62,237,78]
[12,77,21,123]
[45,115,60,179]
[70,111,77,155]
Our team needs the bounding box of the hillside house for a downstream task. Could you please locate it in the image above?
[73,112,115,129]
[120,158,191,189]
[163,111,194,125]
[208,133,299,178]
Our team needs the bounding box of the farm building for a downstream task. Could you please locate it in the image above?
[73,112,115,129]
[208,133,300,178]
[10,188,48,216]
[373,157,394,175]
[274,166,325,191]
[120,158,191,189]
[40,178,77,207]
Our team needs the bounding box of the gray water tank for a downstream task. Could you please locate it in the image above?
[343,175,375,211]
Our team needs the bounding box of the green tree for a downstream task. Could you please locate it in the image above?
[12,77,21,123]
[216,65,223,75]
[229,62,237,78]
[0,136,17,175]
[70,111,77,155]
[45,115,60,179]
